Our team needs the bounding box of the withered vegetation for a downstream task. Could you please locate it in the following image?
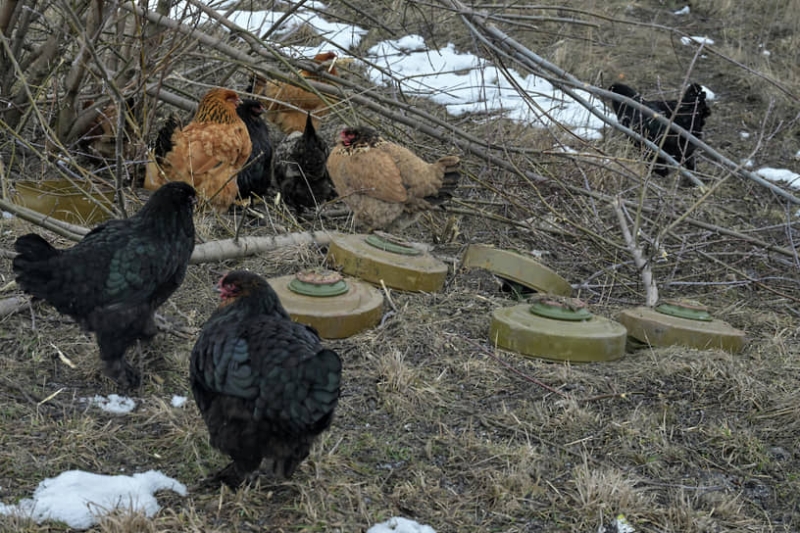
[1,0,799,531]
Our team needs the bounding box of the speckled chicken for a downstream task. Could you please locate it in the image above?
[608,82,710,177]
[190,270,342,487]
[236,99,274,200]
[13,182,197,387]
[326,126,460,230]
[274,113,335,212]
[145,88,252,211]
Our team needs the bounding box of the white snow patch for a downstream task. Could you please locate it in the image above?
[0,470,186,530]
[170,395,188,408]
[367,516,437,533]
[171,1,366,57]
[739,131,750,139]
[226,8,367,55]
[681,36,715,46]
[87,394,136,414]
[756,167,800,188]
[673,6,690,15]
[365,35,607,137]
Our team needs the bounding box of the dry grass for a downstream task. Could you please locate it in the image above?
[2,0,800,532]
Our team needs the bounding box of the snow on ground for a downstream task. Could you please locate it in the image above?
[365,35,605,136]
[225,8,368,57]
[756,167,800,188]
[367,516,437,533]
[171,395,188,407]
[0,470,186,530]
[681,35,715,46]
[171,1,367,58]
[86,394,136,414]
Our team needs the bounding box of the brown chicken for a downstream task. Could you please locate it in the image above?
[250,51,340,135]
[145,88,252,212]
[326,126,460,231]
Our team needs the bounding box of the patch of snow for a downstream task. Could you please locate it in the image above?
[171,395,188,408]
[227,8,367,55]
[274,0,328,9]
[739,131,750,139]
[365,35,607,138]
[171,1,366,57]
[756,167,800,188]
[554,145,578,154]
[681,36,715,46]
[88,394,136,414]
[0,470,186,530]
[673,6,690,15]
[367,516,437,533]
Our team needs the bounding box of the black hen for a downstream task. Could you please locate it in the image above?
[13,182,196,387]
[190,270,342,487]
[274,113,336,212]
[236,99,273,200]
[608,82,711,177]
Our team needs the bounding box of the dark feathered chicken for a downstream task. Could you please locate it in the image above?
[13,182,196,388]
[236,99,273,200]
[274,113,336,212]
[326,126,460,231]
[190,270,341,487]
[608,83,711,177]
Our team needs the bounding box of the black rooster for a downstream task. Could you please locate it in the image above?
[13,182,196,387]
[608,82,711,177]
[236,99,273,200]
[274,113,336,212]
[190,270,341,487]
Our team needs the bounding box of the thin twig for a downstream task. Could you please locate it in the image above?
[612,197,658,306]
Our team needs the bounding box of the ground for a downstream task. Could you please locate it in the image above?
[1,0,799,532]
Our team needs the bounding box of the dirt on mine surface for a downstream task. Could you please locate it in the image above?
[1,0,799,532]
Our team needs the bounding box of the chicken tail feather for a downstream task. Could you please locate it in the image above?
[12,233,60,292]
[153,115,180,161]
[425,155,460,205]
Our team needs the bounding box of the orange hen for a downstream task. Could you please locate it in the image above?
[326,126,460,231]
[251,52,339,134]
[145,88,252,212]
